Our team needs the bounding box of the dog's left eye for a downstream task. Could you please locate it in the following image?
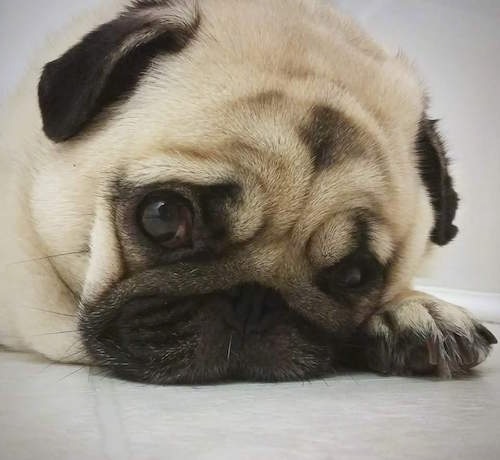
[138,192,193,249]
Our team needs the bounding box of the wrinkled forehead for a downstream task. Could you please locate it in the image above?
[104,88,393,251]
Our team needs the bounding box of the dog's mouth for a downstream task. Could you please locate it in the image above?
[80,283,337,384]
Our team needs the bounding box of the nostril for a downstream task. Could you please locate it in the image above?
[227,283,285,333]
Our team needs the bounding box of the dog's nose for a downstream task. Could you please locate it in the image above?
[225,283,285,333]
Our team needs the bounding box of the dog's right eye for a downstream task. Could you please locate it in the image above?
[138,192,194,249]
[316,248,384,296]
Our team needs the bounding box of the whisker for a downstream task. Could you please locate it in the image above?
[7,250,89,267]
[226,333,233,362]
[34,340,84,376]
[32,330,79,337]
[62,348,86,361]
[23,307,76,318]
[88,366,110,380]
[57,366,86,382]
[38,349,84,373]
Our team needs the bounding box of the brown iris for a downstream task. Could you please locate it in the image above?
[139,192,193,249]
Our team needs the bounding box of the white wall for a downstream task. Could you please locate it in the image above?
[334,0,500,294]
[1,0,499,294]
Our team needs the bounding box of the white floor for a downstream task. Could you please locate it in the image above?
[1,323,499,460]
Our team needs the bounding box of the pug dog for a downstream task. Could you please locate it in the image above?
[0,0,496,384]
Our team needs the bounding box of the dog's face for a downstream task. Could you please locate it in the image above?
[32,0,458,383]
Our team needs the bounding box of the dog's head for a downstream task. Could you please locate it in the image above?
[33,0,458,383]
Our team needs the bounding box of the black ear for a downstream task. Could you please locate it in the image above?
[415,117,459,246]
[38,0,200,142]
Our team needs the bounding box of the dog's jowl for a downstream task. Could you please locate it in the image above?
[0,0,496,384]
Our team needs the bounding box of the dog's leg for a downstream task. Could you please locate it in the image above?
[353,291,497,377]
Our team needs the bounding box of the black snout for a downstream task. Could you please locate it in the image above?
[225,283,286,334]
[94,283,289,368]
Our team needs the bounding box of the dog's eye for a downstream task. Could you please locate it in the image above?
[317,250,383,295]
[336,265,364,288]
[322,263,368,291]
[138,192,193,249]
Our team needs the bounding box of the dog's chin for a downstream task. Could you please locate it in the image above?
[79,289,337,384]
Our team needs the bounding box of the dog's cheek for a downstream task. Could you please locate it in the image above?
[81,200,126,304]
[30,158,96,293]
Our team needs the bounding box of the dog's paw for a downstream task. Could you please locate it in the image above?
[359,294,497,378]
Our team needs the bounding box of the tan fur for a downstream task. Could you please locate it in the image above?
[0,0,492,378]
